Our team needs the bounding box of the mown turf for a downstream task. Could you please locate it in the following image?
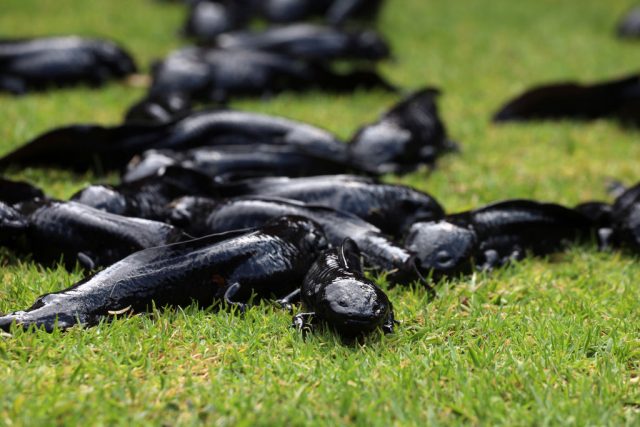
[1,0,640,425]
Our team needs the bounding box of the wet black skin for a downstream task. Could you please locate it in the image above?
[349,88,454,175]
[612,203,640,253]
[149,47,394,103]
[216,24,390,61]
[574,201,615,249]
[167,196,418,283]
[124,92,193,125]
[0,108,348,171]
[0,216,328,332]
[0,177,46,204]
[0,201,29,245]
[618,7,640,38]
[123,145,351,183]
[258,0,383,25]
[11,200,187,271]
[150,47,312,102]
[574,201,613,229]
[0,36,137,94]
[404,221,478,279]
[493,74,640,124]
[448,200,593,269]
[168,196,219,231]
[71,166,217,220]
[161,0,382,26]
[260,0,331,23]
[183,0,254,43]
[218,175,444,238]
[610,182,640,252]
[282,238,395,338]
[612,182,640,215]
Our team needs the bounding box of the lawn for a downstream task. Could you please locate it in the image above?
[1,0,640,425]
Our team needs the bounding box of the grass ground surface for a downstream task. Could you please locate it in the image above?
[1,0,640,425]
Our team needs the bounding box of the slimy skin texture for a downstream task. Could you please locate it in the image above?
[287,238,395,338]
[166,196,418,283]
[349,88,454,175]
[493,74,640,124]
[216,24,390,61]
[0,36,136,94]
[217,174,444,238]
[0,109,348,171]
[0,216,328,332]
[12,200,187,270]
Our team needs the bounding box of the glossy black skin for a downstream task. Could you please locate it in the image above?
[404,221,478,279]
[168,196,418,282]
[574,201,613,230]
[168,196,219,231]
[0,201,28,245]
[216,24,390,61]
[260,0,331,23]
[0,216,328,332]
[493,74,640,124]
[124,92,193,125]
[150,47,311,102]
[70,185,132,217]
[163,0,382,26]
[611,183,640,252]
[123,145,351,183]
[149,47,394,103]
[618,7,640,38]
[11,200,187,270]
[448,200,592,269]
[258,0,383,25]
[613,182,640,214]
[0,177,46,204]
[612,204,640,253]
[349,88,454,175]
[294,238,395,337]
[0,108,348,171]
[0,37,137,94]
[71,166,217,220]
[183,1,254,43]
[218,175,444,237]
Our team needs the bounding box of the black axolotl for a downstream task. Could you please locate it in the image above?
[0,201,28,245]
[71,166,218,220]
[406,199,593,275]
[278,238,395,338]
[0,177,46,205]
[166,196,419,284]
[0,108,348,171]
[215,24,390,61]
[493,74,640,125]
[148,46,394,103]
[404,220,478,279]
[124,92,193,125]
[0,216,328,332]
[606,182,640,253]
[217,175,444,238]
[183,0,255,43]
[259,0,384,26]
[348,88,455,175]
[9,200,187,271]
[0,36,136,94]
[122,145,351,183]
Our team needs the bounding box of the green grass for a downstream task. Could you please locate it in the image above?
[1,0,640,425]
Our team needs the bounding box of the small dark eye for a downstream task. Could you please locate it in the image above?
[435,251,454,268]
